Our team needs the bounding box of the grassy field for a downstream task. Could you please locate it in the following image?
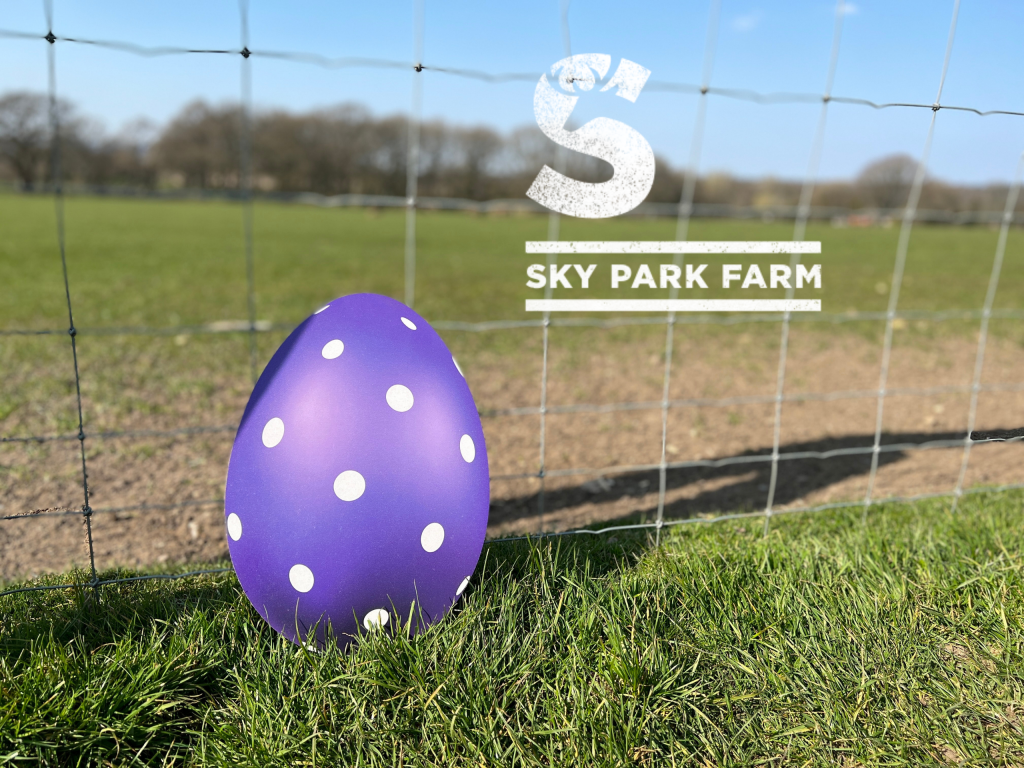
[2,192,1024,330]
[2,190,1023,439]
[2,490,1024,766]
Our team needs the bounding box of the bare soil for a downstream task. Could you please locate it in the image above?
[3,324,1023,583]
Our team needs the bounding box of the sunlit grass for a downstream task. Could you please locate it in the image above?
[3,490,1023,765]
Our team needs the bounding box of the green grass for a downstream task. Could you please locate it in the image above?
[3,193,1024,331]
[3,491,1024,766]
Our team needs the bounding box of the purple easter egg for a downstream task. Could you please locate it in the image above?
[224,293,489,649]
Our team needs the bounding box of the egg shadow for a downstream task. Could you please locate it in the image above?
[486,427,1023,535]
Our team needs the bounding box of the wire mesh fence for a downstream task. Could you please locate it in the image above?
[2,0,1024,600]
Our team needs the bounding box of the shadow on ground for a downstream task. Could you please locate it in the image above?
[5,426,1022,650]
[489,428,1023,530]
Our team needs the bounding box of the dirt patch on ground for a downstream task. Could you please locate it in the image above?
[3,325,1024,582]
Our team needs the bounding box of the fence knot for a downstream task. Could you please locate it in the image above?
[931,103,941,112]
[414,63,423,72]
[700,85,708,95]
[77,431,85,441]
[241,47,251,58]
[68,327,76,337]
[45,31,56,44]
[82,504,92,517]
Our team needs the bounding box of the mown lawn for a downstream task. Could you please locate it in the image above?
[2,490,1023,766]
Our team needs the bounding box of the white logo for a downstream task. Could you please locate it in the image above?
[526,54,654,219]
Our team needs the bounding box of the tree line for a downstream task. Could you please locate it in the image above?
[0,89,1017,214]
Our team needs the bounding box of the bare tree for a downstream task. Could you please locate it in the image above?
[255,104,378,194]
[5,89,1013,217]
[497,124,616,198]
[450,126,503,199]
[0,91,54,189]
[80,134,157,189]
[857,153,920,210]
[151,100,242,188]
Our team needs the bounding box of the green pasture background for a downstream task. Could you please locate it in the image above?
[3,191,1023,441]
[2,192,1023,331]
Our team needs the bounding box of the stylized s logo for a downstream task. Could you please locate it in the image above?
[526,54,654,219]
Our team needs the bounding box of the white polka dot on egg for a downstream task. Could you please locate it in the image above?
[321,339,344,359]
[421,522,445,552]
[460,434,475,463]
[334,470,366,501]
[262,417,285,448]
[386,384,414,412]
[363,608,389,630]
[289,564,314,593]
[401,316,417,330]
[227,513,242,541]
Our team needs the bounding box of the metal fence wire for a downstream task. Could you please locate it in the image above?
[2,0,1024,599]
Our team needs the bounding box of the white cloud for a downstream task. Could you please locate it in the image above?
[732,11,763,32]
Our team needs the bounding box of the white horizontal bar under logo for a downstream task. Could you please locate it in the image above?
[524,241,821,254]
[525,300,821,313]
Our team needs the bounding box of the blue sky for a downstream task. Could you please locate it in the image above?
[1,0,1022,183]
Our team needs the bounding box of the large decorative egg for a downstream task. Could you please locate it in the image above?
[224,293,489,649]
